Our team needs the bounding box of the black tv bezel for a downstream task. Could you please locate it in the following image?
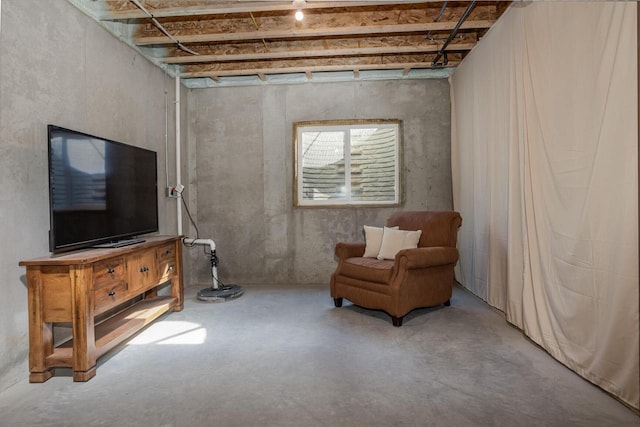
[47,124,159,253]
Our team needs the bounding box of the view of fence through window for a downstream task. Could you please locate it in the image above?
[295,120,401,206]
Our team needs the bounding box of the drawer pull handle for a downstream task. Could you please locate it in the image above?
[108,290,116,297]
[168,265,174,271]
[107,268,115,274]
[165,249,172,255]
[140,266,149,273]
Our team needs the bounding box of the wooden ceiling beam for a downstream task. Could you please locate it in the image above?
[159,33,479,57]
[134,20,495,45]
[99,1,446,20]
[181,62,460,79]
[180,52,462,72]
[162,43,476,64]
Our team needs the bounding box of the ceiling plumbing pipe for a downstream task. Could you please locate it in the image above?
[432,0,476,66]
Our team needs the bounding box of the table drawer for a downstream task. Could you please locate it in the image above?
[127,249,157,292]
[156,243,177,262]
[93,257,125,286]
[94,280,129,314]
[158,259,178,283]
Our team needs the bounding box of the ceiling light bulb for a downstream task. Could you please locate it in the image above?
[295,10,304,21]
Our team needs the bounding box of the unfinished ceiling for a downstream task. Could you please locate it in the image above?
[71,0,511,87]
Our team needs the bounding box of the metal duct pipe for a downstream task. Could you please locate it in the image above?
[432,0,476,66]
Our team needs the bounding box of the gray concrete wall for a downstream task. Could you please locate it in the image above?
[188,80,452,286]
[0,0,181,391]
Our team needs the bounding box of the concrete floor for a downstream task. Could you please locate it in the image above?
[0,284,637,427]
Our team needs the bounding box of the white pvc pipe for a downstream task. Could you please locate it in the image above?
[182,238,215,253]
[164,86,169,190]
[175,73,182,236]
[182,238,219,289]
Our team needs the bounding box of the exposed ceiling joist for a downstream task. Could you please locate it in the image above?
[163,43,476,64]
[181,61,462,80]
[134,20,495,45]
[72,1,511,87]
[99,1,448,20]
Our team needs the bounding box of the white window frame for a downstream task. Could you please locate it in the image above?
[294,119,402,207]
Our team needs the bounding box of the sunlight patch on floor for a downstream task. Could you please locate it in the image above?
[128,321,207,345]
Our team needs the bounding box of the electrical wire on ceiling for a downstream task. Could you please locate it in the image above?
[432,0,477,66]
[425,1,447,41]
[434,1,448,22]
[249,12,269,50]
[129,0,199,56]
[425,1,465,45]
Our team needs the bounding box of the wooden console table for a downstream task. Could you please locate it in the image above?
[19,235,183,382]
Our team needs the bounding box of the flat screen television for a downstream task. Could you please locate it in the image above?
[47,125,159,253]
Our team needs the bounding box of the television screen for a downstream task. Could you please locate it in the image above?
[48,125,158,253]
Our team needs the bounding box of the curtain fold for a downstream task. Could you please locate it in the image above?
[450,2,638,410]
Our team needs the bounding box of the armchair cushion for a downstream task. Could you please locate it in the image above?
[363,225,398,258]
[377,227,422,260]
[341,257,394,284]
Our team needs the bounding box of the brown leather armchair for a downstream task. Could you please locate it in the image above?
[330,211,462,326]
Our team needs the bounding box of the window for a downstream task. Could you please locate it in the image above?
[294,119,402,207]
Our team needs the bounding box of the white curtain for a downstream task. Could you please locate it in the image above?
[450,2,638,410]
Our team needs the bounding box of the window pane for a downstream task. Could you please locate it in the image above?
[295,120,400,207]
[301,131,346,201]
[350,127,397,202]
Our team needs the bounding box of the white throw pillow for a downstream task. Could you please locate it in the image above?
[363,225,398,258]
[376,227,422,260]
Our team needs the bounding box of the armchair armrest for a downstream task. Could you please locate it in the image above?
[395,246,459,269]
[335,242,366,260]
